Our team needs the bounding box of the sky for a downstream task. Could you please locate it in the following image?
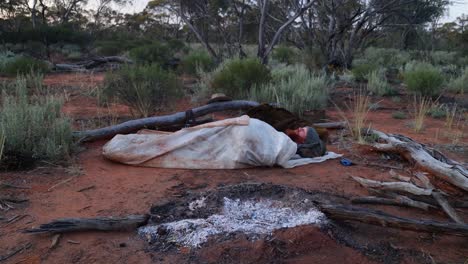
[117,0,467,23]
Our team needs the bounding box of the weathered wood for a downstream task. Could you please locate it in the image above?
[54,56,132,72]
[414,172,464,224]
[72,100,261,142]
[351,195,433,211]
[351,176,432,196]
[370,129,468,191]
[24,215,149,233]
[319,203,468,236]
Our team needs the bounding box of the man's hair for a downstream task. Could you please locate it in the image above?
[296,127,326,158]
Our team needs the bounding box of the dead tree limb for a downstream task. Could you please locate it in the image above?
[54,56,133,72]
[24,215,149,233]
[414,172,464,224]
[351,195,434,211]
[351,176,432,196]
[319,204,468,236]
[72,100,261,142]
[369,129,468,191]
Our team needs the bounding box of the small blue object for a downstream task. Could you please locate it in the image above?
[340,158,353,166]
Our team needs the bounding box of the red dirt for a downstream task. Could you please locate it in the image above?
[0,73,467,264]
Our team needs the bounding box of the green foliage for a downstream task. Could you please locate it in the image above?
[211,58,271,99]
[367,69,396,96]
[392,111,407,119]
[403,62,444,97]
[428,106,446,119]
[129,42,172,65]
[0,79,73,169]
[181,50,214,75]
[352,63,375,82]
[0,56,50,76]
[300,48,326,71]
[429,51,458,65]
[272,45,297,64]
[167,39,187,53]
[363,47,410,68]
[447,68,468,94]
[250,64,328,115]
[103,64,182,117]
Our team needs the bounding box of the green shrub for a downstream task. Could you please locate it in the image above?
[129,42,172,65]
[392,111,407,119]
[96,43,124,56]
[363,47,410,68]
[181,50,214,75]
[447,68,468,94]
[367,69,395,96]
[429,51,458,65]
[428,106,446,119]
[0,79,73,169]
[211,58,271,99]
[352,63,375,82]
[1,56,50,76]
[272,45,297,64]
[403,62,444,97]
[300,48,326,71]
[167,39,187,53]
[250,64,328,115]
[103,64,182,117]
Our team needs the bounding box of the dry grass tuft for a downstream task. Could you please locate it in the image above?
[412,96,432,133]
[336,91,371,143]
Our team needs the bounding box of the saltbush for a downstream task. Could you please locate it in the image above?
[129,42,172,65]
[1,56,50,76]
[0,79,73,169]
[103,64,182,117]
[447,68,468,94]
[272,45,297,64]
[352,63,375,82]
[250,64,328,115]
[403,62,444,97]
[181,50,214,75]
[367,69,395,96]
[363,47,410,68]
[211,58,271,99]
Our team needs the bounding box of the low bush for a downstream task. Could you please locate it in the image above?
[392,111,407,119]
[250,64,328,115]
[352,63,375,82]
[428,105,446,119]
[403,62,444,97]
[272,45,297,65]
[129,42,172,65]
[181,50,214,75]
[367,69,395,96]
[103,64,182,117]
[211,58,271,99]
[0,79,73,169]
[447,68,468,94]
[363,47,410,68]
[1,56,50,76]
[300,48,326,71]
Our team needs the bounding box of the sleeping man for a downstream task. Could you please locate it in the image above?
[102,115,340,169]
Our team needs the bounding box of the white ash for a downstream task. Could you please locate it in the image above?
[139,197,327,247]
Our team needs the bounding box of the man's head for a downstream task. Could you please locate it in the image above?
[288,127,326,158]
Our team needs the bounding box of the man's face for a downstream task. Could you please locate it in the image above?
[286,127,308,144]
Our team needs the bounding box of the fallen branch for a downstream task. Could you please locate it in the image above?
[414,172,464,224]
[72,100,261,142]
[54,56,133,72]
[0,243,32,262]
[351,176,432,196]
[369,129,468,191]
[319,203,468,236]
[24,215,149,233]
[351,195,433,211]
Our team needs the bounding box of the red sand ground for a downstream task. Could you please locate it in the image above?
[0,73,467,264]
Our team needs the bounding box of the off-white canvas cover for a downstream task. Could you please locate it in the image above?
[102,116,341,169]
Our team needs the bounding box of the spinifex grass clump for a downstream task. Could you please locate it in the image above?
[103,64,182,117]
[0,78,73,169]
[250,64,328,116]
[336,91,371,143]
[412,96,432,133]
[367,69,395,96]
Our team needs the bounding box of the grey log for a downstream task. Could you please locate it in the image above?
[24,215,149,233]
